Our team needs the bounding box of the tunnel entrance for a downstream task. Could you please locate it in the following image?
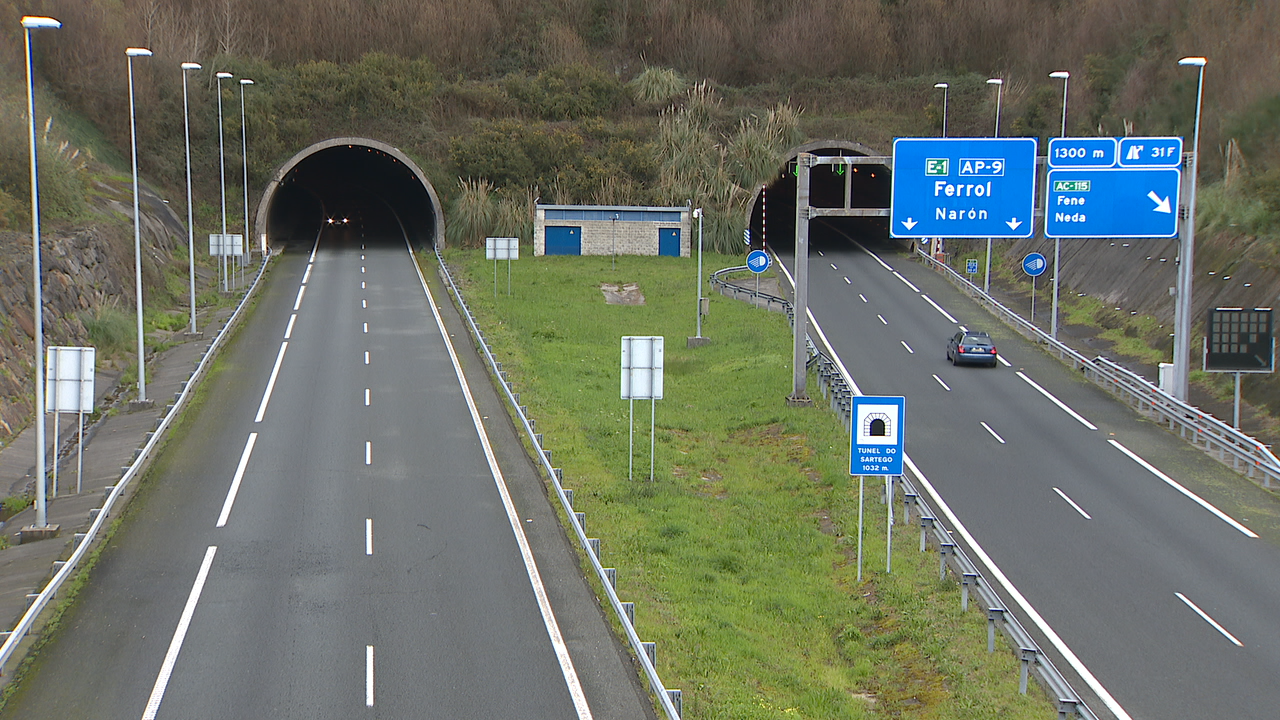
[255,138,444,252]
[751,140,893,254]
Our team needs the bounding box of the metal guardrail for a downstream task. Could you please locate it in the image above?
[429,247,684,720]
[0,253,273,675]
[915,248,1280,488]
[711,262,1096,720]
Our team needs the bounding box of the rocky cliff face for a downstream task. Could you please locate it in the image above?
[0,178,184,439]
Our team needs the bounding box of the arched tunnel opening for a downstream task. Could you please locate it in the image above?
[256,138,443,255]
[751,142,893,256]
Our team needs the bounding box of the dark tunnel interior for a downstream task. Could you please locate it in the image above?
[265,144,438,252]
[753,148,893,254]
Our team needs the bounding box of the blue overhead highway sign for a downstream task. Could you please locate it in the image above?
[1047,137,1117,168]
[1045,136,1183,239]
[891,138,1038,239]
[1118,137,1182,167]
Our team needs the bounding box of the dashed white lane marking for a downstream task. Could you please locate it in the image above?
[292,285,306,311]
[892,271,920,293]
[844,277,851,285]
[831,263,838,270]
[1053,487,1092,519]
[817,250,824,257]
[901,341,914,354]
[858,294,867,303]
[363,322,368,334]
[980,421,1006,444]
[997,355,1011,367]
[254,342,289,423]
[361,254,365,260]
[921,294,958,324]
[216,433,258,528]
[141,546,218,720]
[361,281,366,289]
[364,351,370,365]
[365,388,370,406]
[408,240,594,719]
[365,519,373,556]
[1108,439,1257,537]
[959,325,968,333]
[366,645,375,706]
[365,441,372,466]
[301,264,312,284]
[1015,371,1097,430]
[284,314,296,339]
[932,374,951,391]
[362,299,367,309]
[877,314,888,325]
[361,266,366,274]
[1175,592,1243,647]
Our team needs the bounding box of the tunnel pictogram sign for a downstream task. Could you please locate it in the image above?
[851,396,905,476]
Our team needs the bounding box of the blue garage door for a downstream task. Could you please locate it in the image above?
[659,228,681,257]
[545,226,581,255]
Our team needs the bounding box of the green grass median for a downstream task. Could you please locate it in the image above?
[440,248,1053,719]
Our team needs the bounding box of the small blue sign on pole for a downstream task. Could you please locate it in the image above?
[966,258,979,275]
[851,396,905,476]
[891,138,1038,239]
[1022,252,1047,277]
[747,249,771,274]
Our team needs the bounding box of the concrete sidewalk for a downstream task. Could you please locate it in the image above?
[0,304,234,670]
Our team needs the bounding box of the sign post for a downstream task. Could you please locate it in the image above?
[621,336,664,481]
[747,248,771,297]
[1022,252,1047,322]
[851,396,906,580]
[45,346,95,496]
[485,237,519,297]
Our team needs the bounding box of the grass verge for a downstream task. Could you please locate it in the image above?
[440,247,1054,719]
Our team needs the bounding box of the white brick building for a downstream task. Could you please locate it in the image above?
[534,204,691,257]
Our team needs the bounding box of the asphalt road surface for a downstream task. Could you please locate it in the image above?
[1,217,651,719]
[778,225,1280,720]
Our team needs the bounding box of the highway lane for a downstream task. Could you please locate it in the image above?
[779,230,1280,720]
[1,218,650,719]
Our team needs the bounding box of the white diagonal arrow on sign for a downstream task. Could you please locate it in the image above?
[1147,191,1172,213]
[902,218,918,230]
[1006,218,1023,231]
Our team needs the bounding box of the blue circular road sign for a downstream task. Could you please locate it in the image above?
[747,249,771,274]
[1022,252,1048,277]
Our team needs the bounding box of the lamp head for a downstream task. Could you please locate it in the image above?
[21,16,61,29]
[181,62,202,70]
[240,78,254,85]
[216,71,233,79]
[693,208,702,218]
[1049,71,1070,79]
[1179,57,1207,67]
[126,47,153,57]
[934,82,949,89]
[986,78,1003,86]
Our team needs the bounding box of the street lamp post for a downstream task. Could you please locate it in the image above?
[1049,71,1070,340]
[127,47,153,404]
[239,78,254,286]
[181,62,201,334]
[984,77,1004,293]
[694,207,704,338]
[22,15,60,529]
[1173,57,1207,402]
[933,82,949,137]
[215,71,233,292]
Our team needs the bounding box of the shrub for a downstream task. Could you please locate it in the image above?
[505,64,627,120]
[628,67,687,105]
[82,307,135,355]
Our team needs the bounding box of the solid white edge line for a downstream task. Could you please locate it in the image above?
[284,314,297,339]
[901,340,915,354]
[308,237,319,263]
[932,374,951,391]
[1015,371,1098,431]
[848,238,893,271]
[301,264,312,285]
[366,518,373,556]
[292,285,306,311]
[215,433,258,528]
[1108,439,1258,537]
[409,243,593,719]
[778,243,1132,720]
[921,294,959,324]
[980,421,1006,444]
[892,270,920,293]
[1053,487,1093,520]
[366,645,375,706]
[1174,592,1244,647]
[254,342,289,423]
[141,546,218,720]
[365,441,372,466]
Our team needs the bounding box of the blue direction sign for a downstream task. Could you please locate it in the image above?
[1047,137,1117,168]
[851,396,905,476]
[1023,252,1047,277]
[966,258,979,275]
[891,138,1038,239]
[1118,137,1182,167]
[747,249,771,273]
[1046,167,1180,238]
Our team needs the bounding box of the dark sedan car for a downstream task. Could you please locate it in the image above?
[946,330,998,367]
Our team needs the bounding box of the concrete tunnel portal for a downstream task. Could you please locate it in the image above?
[256,138,444,252]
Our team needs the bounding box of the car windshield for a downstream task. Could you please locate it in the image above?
[964,336,991,345]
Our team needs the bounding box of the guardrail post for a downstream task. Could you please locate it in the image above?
[622,601,635,626]
[575,512,586,533]
[1019,647,1037,694]
[643,641,656,667]
[604,568,617,588]
[588,538,600,559]
[961,572,977,611]
[563,487,573,506]
[987,608,1005,652]
[667,689,683,717]
[919,516,935,552]
[903,493,918,524]
[1057,698,1078,719]
[939,542,954,580]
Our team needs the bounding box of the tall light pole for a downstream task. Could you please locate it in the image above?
[181,62,201,334]
[127,47,153,404]
[934,82,949,137]
[1173,57,1207,402]
[239,78,254,285]
[694,207,704,339]
[984,77,1004,293]
[23,15,60,529]
[215,71,233,292]
[1049,71,1070,340]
